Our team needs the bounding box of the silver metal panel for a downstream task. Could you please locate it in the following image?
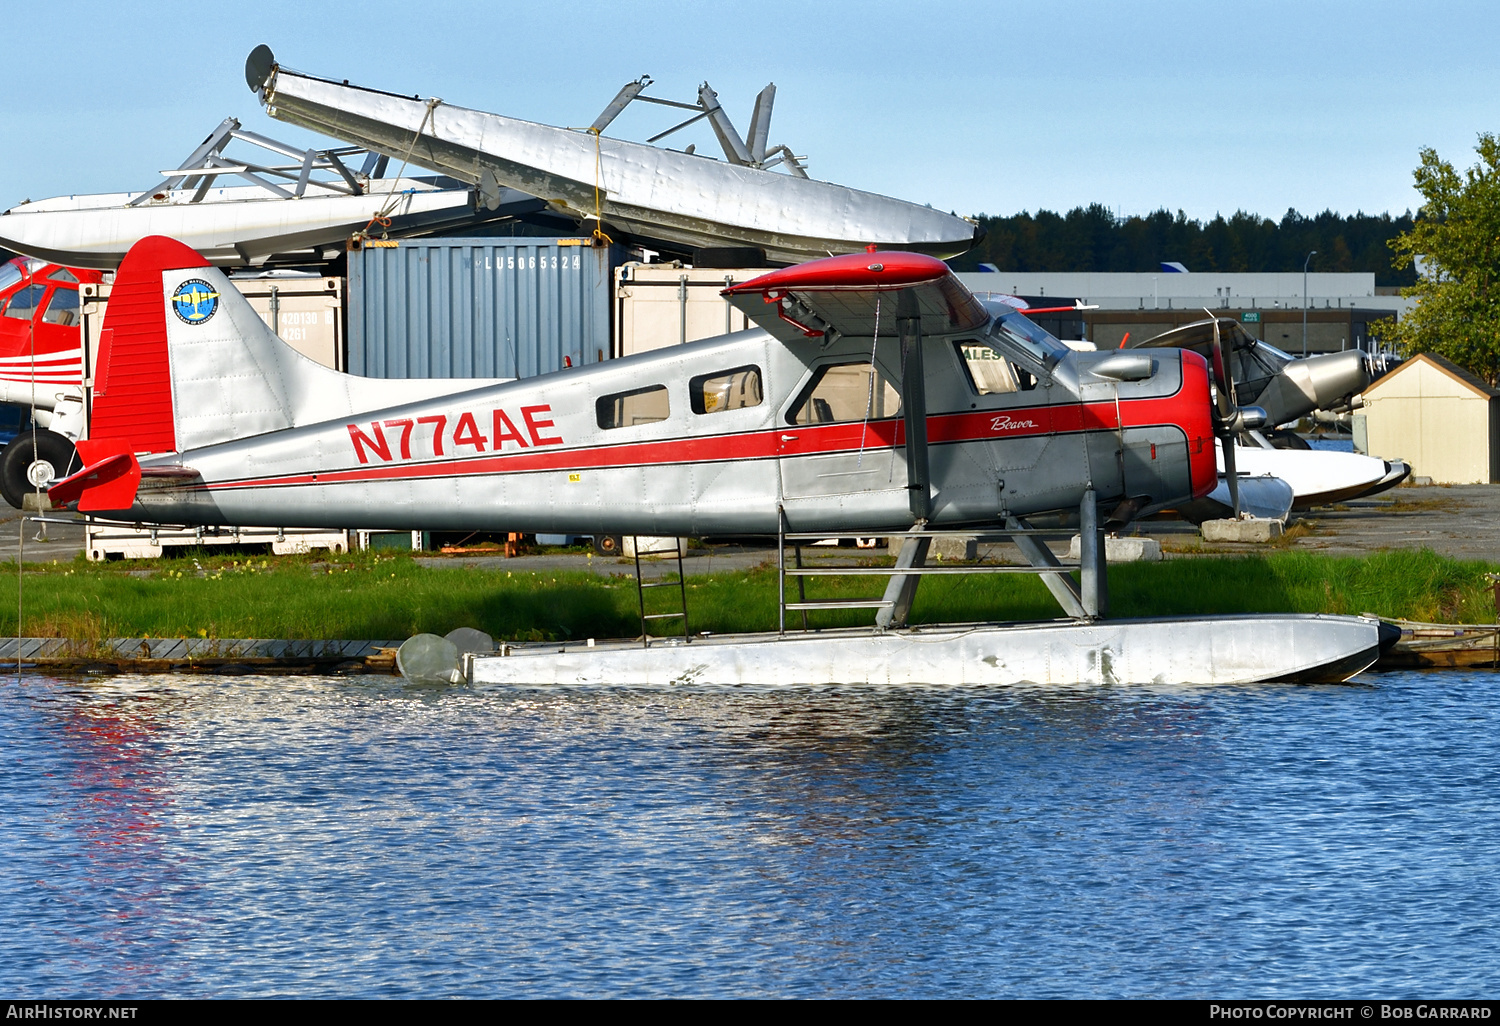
[347,239,620,380]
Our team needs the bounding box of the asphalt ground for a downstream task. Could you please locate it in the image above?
[0,507,86,565]
[4,482,1497,572]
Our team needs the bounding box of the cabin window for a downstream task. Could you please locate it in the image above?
[787,360,901,425]
[47,269,78,284]
[42,288,78,327]
[597,384,670,429]
[691,365,762,415]
[0,262,23,293]
[3,285,46,320]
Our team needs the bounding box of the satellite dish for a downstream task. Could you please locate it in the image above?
[245,45,276,93]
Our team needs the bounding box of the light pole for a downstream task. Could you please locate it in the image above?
[1302,250,1317,356]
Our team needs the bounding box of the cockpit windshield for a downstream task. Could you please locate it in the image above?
[992,311,1066,368]
[0,260,24,294]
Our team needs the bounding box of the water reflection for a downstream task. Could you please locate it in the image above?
[15,679,203,993]
[1,672,1497,997]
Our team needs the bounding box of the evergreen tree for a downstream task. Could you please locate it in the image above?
[1377,135,1500,384]
[953,206,1414,286]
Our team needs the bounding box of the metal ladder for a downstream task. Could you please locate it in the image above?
[632,537,690,648]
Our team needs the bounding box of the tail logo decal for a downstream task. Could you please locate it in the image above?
[171,280,221,325]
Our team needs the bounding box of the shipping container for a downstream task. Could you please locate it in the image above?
[614,263,771,357]
[347,237,622,380]
[82,274,344,374]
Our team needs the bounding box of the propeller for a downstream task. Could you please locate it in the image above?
[1205,314,1268,518]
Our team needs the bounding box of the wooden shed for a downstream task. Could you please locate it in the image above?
[1360,353,1500,484]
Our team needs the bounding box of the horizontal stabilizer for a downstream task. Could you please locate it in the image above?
[47,445,141,512]
[723,252,989,343]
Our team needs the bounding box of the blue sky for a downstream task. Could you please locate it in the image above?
[2,0,1494,222]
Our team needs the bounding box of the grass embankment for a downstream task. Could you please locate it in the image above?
[0,547,1495,642]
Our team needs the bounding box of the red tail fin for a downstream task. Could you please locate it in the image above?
[89,236,211,454]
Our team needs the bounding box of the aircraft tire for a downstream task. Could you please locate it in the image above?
[0,430,79,509]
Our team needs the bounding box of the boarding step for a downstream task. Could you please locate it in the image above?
[783,564,1081,576]
[784,599,894,611]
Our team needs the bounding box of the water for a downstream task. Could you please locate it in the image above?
[3,671,1498,998]
[1307,436,1355,452]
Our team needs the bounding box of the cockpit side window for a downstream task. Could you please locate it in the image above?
[953,339,1027,394]
[42,288,78,326]
[787,359,901,425]
[47,269,78,284]
[3,285,46,320]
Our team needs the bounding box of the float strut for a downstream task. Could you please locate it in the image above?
[1079,488,1108,618]
[1005,514,1087,619]
[875,524,930,630]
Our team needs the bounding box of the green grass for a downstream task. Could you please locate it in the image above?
[1,547,1495,642]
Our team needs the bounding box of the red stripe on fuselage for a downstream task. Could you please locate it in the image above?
[182,360,1219,496]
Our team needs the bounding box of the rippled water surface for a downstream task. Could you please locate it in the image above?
[3,671,1497,998]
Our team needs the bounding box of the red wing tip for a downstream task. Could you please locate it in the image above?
[725,251,951,295]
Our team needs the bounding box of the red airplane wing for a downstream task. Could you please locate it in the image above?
[722,251,989,343]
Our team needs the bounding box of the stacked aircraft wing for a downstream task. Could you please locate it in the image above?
[247,47,982,265]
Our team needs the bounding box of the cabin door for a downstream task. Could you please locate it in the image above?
[777,357,909,525]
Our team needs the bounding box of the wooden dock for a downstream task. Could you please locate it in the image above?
[0,638,402,675]
[1376,620,1500,669]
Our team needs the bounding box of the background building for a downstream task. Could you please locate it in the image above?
[1359,354,1500,484]
[956,271,1410,354]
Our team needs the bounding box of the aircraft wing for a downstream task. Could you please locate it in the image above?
[248,49,982,265]
[722,251,990,344]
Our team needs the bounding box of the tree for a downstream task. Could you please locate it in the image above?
[1378,135,1500,384]
[953,206,1414,285]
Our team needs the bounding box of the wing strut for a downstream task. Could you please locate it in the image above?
[874,287,936,630]
[898,288,931,522]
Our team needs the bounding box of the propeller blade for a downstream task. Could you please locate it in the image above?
[1206,312,1243,517]
[1208,315,1235,424]
[1222,435,1240,518]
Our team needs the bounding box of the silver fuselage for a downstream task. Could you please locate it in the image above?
[115,324,1207,536]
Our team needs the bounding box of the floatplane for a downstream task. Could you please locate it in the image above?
[46,235,1397,685]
